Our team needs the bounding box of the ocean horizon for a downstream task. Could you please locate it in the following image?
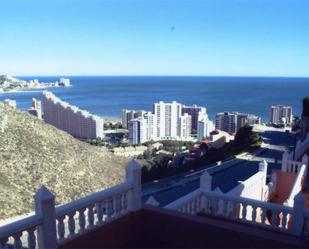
[1,76,309,123]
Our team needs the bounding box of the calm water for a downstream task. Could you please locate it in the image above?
[1,76,308,122]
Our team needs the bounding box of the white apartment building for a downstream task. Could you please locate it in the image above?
[43,91,104,139]
[153,101,182,139]
[269,105,293,126]
[197,112,215,141]
[179,113,192,139]
[128,101,197,144]
[128,112,157,145]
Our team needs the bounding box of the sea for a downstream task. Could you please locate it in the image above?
[1,76,309,123]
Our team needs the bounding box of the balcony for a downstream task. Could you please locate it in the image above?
[0,160,309,249]
[59,205,306,248]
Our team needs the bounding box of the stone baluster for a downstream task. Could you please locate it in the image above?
[192,199,198,214]
[87,205,95,229]
[106,199,114,221]
[222,199,228,218]
[57,216,65,242]
[281,212,288,230]
[261,208,267,225]
[101,200,108,222]
[27,228,36,249]
[78,208,86,233]
[95,203,103,226]
[34,185,57,249]
[181,205,186,213]
[121,192,127,214]
[252,205,257,223]
[13,233,22,249]
[115,196,122,218]
[190,200,195,215]
[68,212,76,238]
[290,163,294,173]
[187,201,192,214]
[242,203,247,221]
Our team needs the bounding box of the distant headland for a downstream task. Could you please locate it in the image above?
[0,74,71,92]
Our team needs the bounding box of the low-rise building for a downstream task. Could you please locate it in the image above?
[3,99,16,108]
[208,130,234,149]
[112,145,147,157]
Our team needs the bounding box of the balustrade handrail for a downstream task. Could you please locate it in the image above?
[165,189,203,209]
[287,160,303,166]
[201,190,294,213]
[285,164,306,206]
[55,182,132,218]
[0,214,42,240]
[165,188,294,215]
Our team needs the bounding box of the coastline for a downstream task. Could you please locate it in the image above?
[0,85,67,94]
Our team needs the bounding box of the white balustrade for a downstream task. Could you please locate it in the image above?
[0,160,141,249]
[291,133,309,161]
[285,160,304,174]
[165,189,295,233]
[0,215,42,249]
[285,164,306,207]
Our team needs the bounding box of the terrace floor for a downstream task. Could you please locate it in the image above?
[59,205,308,248]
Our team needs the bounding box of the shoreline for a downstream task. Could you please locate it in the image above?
[0,85,68,94]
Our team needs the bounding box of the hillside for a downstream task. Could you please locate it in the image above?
[0,103,129,219]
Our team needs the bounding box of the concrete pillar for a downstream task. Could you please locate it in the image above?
[126,160,142,211]
[200,171,212,191]
[281,151,288,172]
[259,160,268,185]
[34,185,57,249]
[291,193,305,236]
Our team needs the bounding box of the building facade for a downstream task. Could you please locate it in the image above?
[43,91,104,139]
[216,112,261,134]
[269,105,293,126]
[128,101,199,144]
[28,98,42,119]
[122,109,145,129]
[182,105,207,133]
[197,113,215,142]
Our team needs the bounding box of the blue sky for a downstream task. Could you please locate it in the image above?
[0,0,308,76]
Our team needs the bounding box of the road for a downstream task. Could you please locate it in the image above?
[142,125,294,206]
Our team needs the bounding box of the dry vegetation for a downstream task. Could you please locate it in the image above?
[0,103,129,219]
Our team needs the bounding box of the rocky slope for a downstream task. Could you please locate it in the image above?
[0,103,129,219]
